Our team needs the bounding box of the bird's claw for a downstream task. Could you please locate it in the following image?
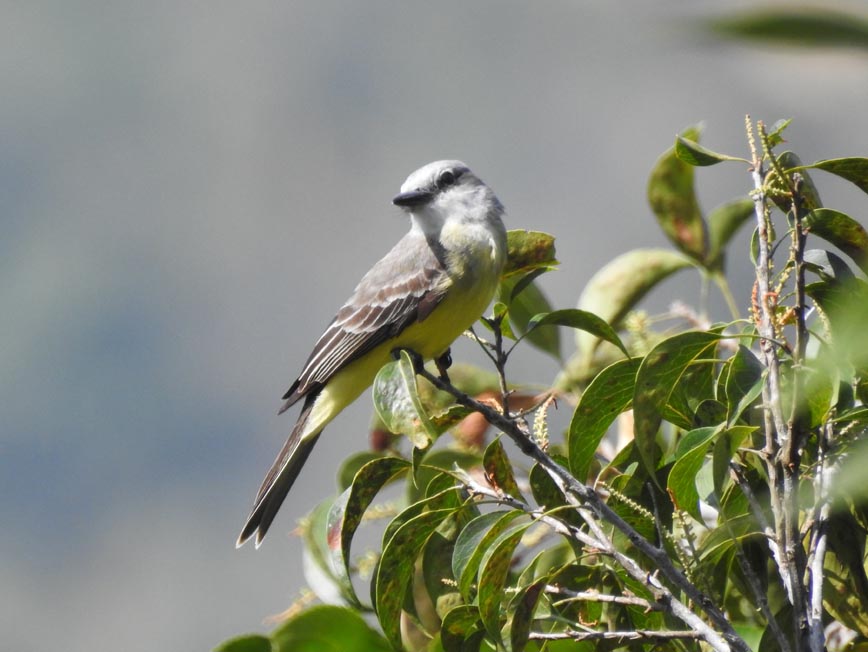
[435,349,452,383]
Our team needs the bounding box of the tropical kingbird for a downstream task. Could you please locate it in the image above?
[237,160,508,548]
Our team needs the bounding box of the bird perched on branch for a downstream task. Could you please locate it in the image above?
[237,160,508,548]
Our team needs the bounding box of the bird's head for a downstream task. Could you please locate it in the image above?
[392,160,503,233]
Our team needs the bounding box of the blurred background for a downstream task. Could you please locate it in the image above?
[3,1,867,649]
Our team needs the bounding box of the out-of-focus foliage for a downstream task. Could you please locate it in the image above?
[710,7,868,51]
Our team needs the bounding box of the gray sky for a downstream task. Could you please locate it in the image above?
[3,1,868,649]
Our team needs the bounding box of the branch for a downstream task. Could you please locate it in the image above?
[546,585,663,611]
[529,629,705,642]
[747,117,808,648]
[729,461,792,652]
[412,362,750,652]
[807,422,834,652]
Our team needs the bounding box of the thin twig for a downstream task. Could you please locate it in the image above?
[783,173,809,468]
[807,422,833,652]
[747,118,806,648]
[721,474,792,652]
[481,317,512,417]
[466,326,499,367]
[529,629,705,642]
[546,586,663,611]
[729,457,792,652]
[729,462,779,556]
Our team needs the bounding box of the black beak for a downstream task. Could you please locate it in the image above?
[392,189,434,207]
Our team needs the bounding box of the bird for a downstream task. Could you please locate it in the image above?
[237,160,508,548]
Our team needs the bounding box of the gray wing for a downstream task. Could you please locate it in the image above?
[279,232,450,413]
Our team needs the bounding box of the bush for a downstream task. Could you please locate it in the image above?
[218,118,868,652]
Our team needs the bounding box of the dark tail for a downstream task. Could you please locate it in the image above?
[237,396,321,548]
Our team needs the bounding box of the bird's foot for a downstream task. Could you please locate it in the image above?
[435,348,452,383]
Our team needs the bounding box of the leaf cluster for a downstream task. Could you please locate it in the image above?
[218,120,868,652]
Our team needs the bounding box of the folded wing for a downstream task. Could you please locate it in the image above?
[279,233,450,413]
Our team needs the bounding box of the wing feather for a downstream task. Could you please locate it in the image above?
[280,232,449,412]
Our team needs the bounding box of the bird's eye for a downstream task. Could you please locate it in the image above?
[437,169,457,188]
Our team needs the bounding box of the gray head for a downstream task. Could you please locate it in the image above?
[392,160,504,230]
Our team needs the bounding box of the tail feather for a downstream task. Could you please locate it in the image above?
[237,397,321,548]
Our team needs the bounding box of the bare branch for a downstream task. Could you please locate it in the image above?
[546,585,663,610]
[747,117,808,648]
[807,422,834,652]
[529,629,705,642]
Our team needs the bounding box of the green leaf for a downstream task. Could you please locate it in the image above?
[750,226,760,266]
[422,530,459,612]
[528,462,583,533]
[633,331,723,478]
[724,345,765,426]
[776,151,823,212]
[832,438,868,504]
[301,499,343,602]
[648,126,708,262]
[372,352,437,448]
[439,604,484,652]
[576,248,693,359]
[675,134,745,167]
[833,406,868,429]
[674,424,721,459]
[453,511,524,600]
[663,358,716,429]
[807,277,868,372]
[698,513,762,563]
[375,508,457,650]
[718,479,751,521]
[710,9,868,49]
[504,578,546,652]
[384,484,464,549]
[804,249,856,282]
[825,560,868,638]
[766,118,793,147]
[694,398,728,428]
[669,435,715,522]
[497,276,560,359]
[502,230,558,278]
[568,358,641,481]
[271,605,391,652]
[337,451,388,492]
[825,512,868,636]
[712,426,755,498]
[527,309,629,358]
[483,437,526,501]
[327,457,410,605]
[803,208,868,274]
[508,267,546,304]
[213,634,273,652]
[409,448,481,504]
[803,365,837,428]
[477,521,532,642]
[707,198,755,270]
[809,157,868,195]
[758,606,796,652]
